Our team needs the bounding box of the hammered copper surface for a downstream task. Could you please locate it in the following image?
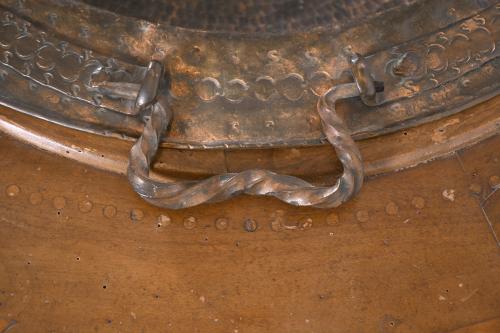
[0,0,498,148]
[127,75,365,209]
[81,0,413,33]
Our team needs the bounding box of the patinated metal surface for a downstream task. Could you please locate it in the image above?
[0,0,498,149]
[128,71,364,208]
[0,0,499,208]
[82,0,414,33]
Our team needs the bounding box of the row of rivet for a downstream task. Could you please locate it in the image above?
[4,174,498,231]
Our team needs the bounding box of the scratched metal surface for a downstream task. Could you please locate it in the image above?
[0,0,498,149]
[81,0,413,33]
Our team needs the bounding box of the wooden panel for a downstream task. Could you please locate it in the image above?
[449,318,500,333]
[0,132,499,332]
[457,132,500,245]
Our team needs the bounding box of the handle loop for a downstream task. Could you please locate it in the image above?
[127,62,364,209]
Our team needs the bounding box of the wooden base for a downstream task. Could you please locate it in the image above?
[0,131,499,332]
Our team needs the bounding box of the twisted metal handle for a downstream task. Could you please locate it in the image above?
[127,62,364,209]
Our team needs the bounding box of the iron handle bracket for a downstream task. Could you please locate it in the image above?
[126,56,375,209]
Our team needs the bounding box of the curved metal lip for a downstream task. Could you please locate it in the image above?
[1,85,499,150]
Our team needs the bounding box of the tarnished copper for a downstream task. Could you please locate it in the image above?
[128,61,364,209]
[0,0,499,208]
[0,0,498,148]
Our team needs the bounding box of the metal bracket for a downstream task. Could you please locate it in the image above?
[126,59,370,209]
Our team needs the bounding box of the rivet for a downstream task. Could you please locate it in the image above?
[5,184,20,197]
[130,208,144,222]
[52,196,66,210]
[157,214,171,227]
[215,217,229,230]
[326,212,339,225]
[267,50,280,62]
[231,121,240,133]
[183,216,197,229]
[489,175,500,189]
[411,196,426,209]
[243,219,258,232]
[442,189,456,202]
[265,120,275,128]
[103,205,117,218]
[356,210,369,223]
[29,192,42,205]
[385,201,399,216]
[78,200,93,213]
[298,217,313,229]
